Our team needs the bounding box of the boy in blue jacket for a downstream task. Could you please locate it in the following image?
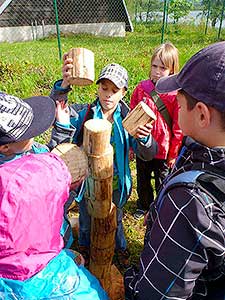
[49,55,158,267]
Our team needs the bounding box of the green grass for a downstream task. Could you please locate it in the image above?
[0,22,223,101]
[0,22,224,271]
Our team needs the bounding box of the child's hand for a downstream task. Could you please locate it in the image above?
[68,249,85,266]
[61,52,73,88]
[56,100,70,125]
[135,122,153,139]
[70,174,88,191]
[167,157,176,169]
[75,252,85,266]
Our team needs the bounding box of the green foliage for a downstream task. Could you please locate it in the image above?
[202,0,225,27]
[168,0,193,23]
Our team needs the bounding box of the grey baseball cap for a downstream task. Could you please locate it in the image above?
[0,93,56,145]
[156,41,225,111]
[96,63,128,90]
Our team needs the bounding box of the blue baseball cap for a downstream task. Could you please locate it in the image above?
[156,42,225,111]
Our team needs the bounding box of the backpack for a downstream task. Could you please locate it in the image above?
[157,168,225,214]
[156,168,225,289]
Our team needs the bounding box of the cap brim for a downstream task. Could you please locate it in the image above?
[155,74,181,94]
[18,96,56,142]
[96,76,126,89]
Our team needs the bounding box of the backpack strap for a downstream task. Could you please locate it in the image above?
[150,90,172,130]
[157,170,225,213]
[119,99,130,119]
[157,170,204,211]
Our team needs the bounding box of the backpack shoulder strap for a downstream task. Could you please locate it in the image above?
[157,169,225,212]
[157,170,204,211]
[119,99,130,119]
[150,90,172,130]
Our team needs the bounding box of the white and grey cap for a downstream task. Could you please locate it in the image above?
[96,63,128,90]
[0,93,56,145]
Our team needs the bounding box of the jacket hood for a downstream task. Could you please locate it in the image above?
[0,152,71,280]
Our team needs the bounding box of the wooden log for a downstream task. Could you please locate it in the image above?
[83,119,112,155]
[67,48,95,86]
[84,120,113,218]
[122,101,156,136]
[51,143,88,183]
[85,175,113,218]
[109,265,125,300]
[83,119,117,296]
[89,204,117,292]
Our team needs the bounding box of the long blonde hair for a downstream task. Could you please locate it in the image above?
[150,42,179,76]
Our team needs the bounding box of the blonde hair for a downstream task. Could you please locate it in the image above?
[150,42,179,76]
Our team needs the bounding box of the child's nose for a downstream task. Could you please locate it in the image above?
[106,91,113,98]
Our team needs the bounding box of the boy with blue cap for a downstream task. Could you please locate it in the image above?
[125,42,225,299]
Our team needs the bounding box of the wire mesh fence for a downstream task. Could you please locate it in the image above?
[0,0,133,43]
[0,0,224,45]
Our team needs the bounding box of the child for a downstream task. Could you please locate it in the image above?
[49,57,158,267]
[0,92,55,163]
[0,152,108,299]
[130,42,183,219]
[0,93,74,249]
[125,42,225,299]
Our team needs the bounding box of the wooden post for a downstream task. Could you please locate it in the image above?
[83,119,117,295]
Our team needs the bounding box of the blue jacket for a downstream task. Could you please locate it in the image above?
[49,80,158,208]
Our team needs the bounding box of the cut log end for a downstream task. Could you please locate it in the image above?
[51,143,88,183]
[84,119,112,133]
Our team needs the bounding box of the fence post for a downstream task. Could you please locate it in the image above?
[161,0,167,43]
[218,0,225,39]
[165,0,170,32]
[53,0,62,61]
[205,0,211,34]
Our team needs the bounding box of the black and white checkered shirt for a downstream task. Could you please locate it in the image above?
[125,137,225,299]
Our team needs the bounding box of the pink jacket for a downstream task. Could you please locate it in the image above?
[0,152,71,280]
[130,79,183,160]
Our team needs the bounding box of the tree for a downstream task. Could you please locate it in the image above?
[202,0,224,27]
[168,0,193,23]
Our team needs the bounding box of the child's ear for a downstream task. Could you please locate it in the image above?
[0,144,10,154]
[196,102,211,128]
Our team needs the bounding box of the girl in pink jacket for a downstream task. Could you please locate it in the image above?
[130,42,183,219]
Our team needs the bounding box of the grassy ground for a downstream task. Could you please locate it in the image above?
[0,22,224,272]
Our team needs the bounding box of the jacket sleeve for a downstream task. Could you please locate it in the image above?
[48,122,76,150]
[49,79,72,103]
[167,96,183,160]
[134,135,158,161]
[124,185,215,300]
[48,80,77,150]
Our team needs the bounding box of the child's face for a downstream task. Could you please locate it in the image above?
[98,79,126,114]
[5,138,34,155]
[177,92,195,136]
[150,57,171,84]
